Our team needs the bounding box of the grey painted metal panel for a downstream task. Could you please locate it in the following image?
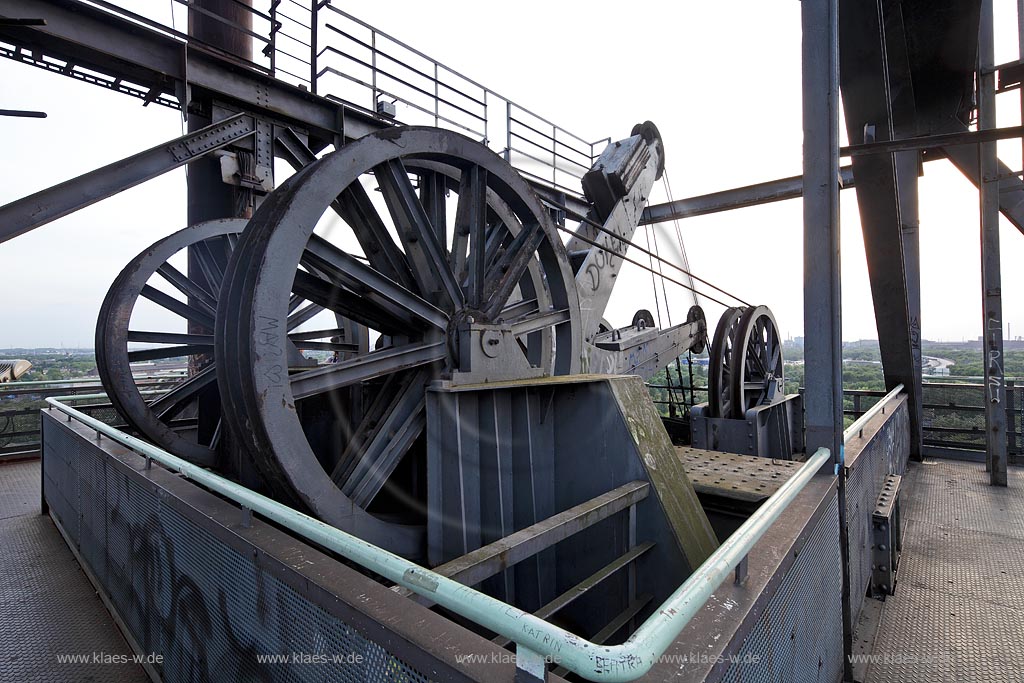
[844,395,909,624]
[645,475,841,682]
[425,375,717,637]
[41,411,544,683]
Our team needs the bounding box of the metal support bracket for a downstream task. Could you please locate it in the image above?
[870,474,902,599]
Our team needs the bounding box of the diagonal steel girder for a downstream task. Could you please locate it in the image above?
[839,0,923,459]
[0,113,255,243]
[942,146,1024,237]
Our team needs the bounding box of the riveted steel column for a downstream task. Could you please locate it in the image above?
[802,0,849,678]
[802,0,842,484]
[187,1,255,450]
[979,0,1008,486]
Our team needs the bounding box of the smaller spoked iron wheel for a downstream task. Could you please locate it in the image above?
[96,219,367,466]
[96,220,245,465]
[707,306,744,419]
[686,304,708,355]
[729,305,784,417]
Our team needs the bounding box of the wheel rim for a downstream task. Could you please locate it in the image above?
[729,305,784,418]
[708,306,743,419]
[217,127,580,556]
[96,219,247,465]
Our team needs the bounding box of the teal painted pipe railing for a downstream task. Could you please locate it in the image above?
[844,383,904,442]
[46,395,831,682]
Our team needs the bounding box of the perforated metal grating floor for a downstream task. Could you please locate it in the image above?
[864,459,1024,683]
[0,459,41,521]
[0,460,147,683]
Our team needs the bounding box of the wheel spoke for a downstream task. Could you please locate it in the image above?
[291,270,407,334]
[454,164,488,307]
[286,300,325,331]
[481,221,544,320]
[127,331,214,345]
[501,297,539,320]
[290,340,446,400]
[291,340,361,352]
[374,158,464,308]
[342,369,429,507]
[209,418,224,450]
[509,308,571,336]
[746,342,767,375]
[287,327,349,341]
[192,239,226,290]
[449,172,474,279]
[140,285,215,329]
[419,170,447,245]
[330,371,407,483]
[128,344,211,363]
[336,180,417,290]
[156,262,218,316]
[287,293,305,315]
[302,235,448,330]
[149,365,217,421]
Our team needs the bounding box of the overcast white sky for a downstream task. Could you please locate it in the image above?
[1,0,1023,348]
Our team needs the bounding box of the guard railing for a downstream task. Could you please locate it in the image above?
[45,392,832,682]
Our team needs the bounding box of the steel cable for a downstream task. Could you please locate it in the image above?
[542,197,750,308]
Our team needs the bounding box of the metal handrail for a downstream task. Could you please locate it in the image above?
[316,1,606,193]
[843,383,904,442]
[0,374,184,388]
[44,394,830,682]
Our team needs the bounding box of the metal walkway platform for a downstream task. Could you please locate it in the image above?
[0,459,147,683]
[864,459,1024,682]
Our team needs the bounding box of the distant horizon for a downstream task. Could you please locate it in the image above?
[4,336,1024,355]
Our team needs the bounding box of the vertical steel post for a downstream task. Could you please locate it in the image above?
[187,0,254,446]
[802,0,849,678]
[896,149,923,460]
[505,101,513,163]
[802,0,842,482]
[371,30,377,108]
[310,0,318,93]
[268,0,277,77]
[1008,379,1018,463]
[979,0,1008,486]
[552,125,557,188]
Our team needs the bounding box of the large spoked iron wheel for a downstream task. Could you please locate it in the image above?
[729,305,784,417]
[707,306,743,419]
[217,126,581,556]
